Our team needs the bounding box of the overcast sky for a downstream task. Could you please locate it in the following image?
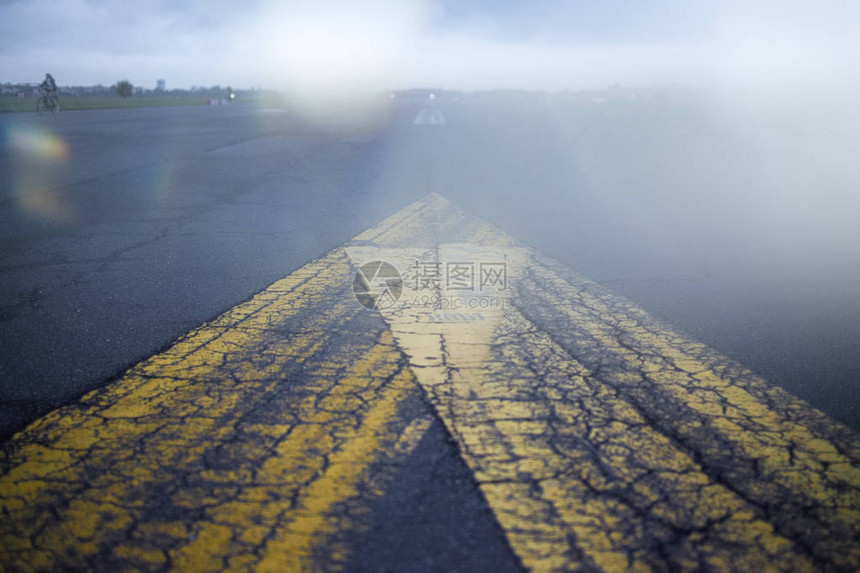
[1,0,857,95]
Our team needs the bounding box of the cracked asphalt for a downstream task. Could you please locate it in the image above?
[1,99,859,571]
[0,104,407,440]
[1,193,858,571]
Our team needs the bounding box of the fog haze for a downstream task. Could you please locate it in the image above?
[2,1,859,426]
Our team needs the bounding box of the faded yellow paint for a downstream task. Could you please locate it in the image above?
[358,193,859,572]
[257,398,430,572]
[380,305,819,571]
[515,256,860,569]
[172,523,233,572]
[0,251,430,572]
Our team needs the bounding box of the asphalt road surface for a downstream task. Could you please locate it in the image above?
[1,97,858,571]
[2,96,858,439]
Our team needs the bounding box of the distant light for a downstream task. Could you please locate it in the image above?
[428,93,436,100]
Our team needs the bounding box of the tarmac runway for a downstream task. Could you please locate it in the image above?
[1,96,858,439]
[0,96,858,570]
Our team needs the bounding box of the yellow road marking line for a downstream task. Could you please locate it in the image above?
[516,257,860,569]
[255,407,431,572]
[0,250,430,572]
[355,193,859,572]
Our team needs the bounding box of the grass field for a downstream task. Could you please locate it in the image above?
[0,96,211,113]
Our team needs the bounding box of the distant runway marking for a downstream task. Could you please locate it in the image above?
[0,193,858,572]
[414,108,447,125]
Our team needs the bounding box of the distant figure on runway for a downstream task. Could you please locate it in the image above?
[40,73,57,96]
[37,73,59,113]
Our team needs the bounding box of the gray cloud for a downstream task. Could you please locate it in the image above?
[1,0,857,94]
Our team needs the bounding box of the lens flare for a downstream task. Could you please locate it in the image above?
[5,124,75,225]
[8,125,68,160]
